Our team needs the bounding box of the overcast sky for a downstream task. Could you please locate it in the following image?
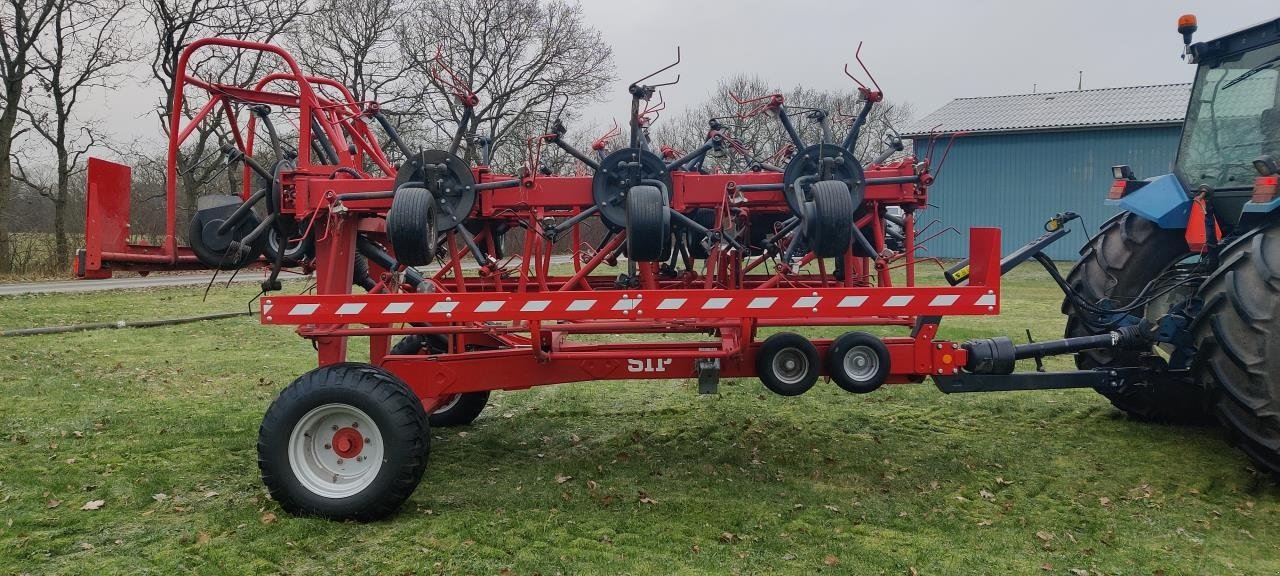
[99,0,1275,149]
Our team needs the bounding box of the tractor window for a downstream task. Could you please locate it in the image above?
[1176,42,1280,190]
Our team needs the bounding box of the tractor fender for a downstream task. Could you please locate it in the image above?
[1111,174,1192,229]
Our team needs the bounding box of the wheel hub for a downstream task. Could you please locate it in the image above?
[331,426,364,458]
[288,403,385,498]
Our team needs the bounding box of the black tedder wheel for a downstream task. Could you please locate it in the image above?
[828,331,890,394]
[757,332,820,396]
[806,180,856,258]
[1192,224,1280,475]
[625,185,670,262]
[387,186,438,266]
[258,363,429,521]
[1062,212,1210,423]
[427,391,491,427]
[187,197,263,269]
[260,216,314,267]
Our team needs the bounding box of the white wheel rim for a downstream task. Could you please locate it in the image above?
[288,403,385,499]
[772,347,809,385]
[432,394,461,415]
[843,346,879,382]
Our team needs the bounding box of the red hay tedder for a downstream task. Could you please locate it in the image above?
[75,31,1241,521]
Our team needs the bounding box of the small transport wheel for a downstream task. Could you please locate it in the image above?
[756,332,820,396]
[260,216,315,267]
[387,186,438,266]
[258,363,429,521]
[805,180,855,258]
[428,391,491,427]
[828,331,890,394]
[625,185,671,262]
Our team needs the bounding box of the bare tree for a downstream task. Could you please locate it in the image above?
[14,0,133,264]
[288,0,411,105]
[145,0,307,219]
[398,0,615,167]
[0,0,56,272]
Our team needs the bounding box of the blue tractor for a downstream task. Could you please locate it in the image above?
[1062,15,1280,473]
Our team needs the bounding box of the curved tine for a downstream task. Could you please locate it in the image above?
[630,46,681,87]
[854,41,882,93]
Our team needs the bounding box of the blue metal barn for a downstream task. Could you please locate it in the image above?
[902,84,1190,260]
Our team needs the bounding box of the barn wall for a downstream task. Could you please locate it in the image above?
[909,126,1183,260]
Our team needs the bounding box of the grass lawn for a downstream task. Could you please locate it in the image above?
[1,263,1278,575]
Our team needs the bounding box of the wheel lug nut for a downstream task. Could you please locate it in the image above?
[331,425,339,431]
[324,443,332,450]
[336,458,344,465]
[365,437,372,443]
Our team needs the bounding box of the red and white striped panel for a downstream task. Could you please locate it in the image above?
[260,286,999,325]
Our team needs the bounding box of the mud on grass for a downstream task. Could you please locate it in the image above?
[1,266,1279,575]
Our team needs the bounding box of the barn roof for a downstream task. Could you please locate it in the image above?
[902,83,1191,137]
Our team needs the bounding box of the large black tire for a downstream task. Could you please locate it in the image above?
[387,186,438,266]
[258,363,429,521]
[805,180,855,258]
[756,332,819,396]
[1192,224,1280,475]
[427,391,491,427]
[625,185,670,262]
[1062,212,1211,423]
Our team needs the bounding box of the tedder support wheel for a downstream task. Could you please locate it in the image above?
[427,391,491,427]
[1062,212,1211,423]
[828,331,890,394]
[387,186,439,266]
[805,180,856,258]
[187,197,263,270]
[625,185,670,262]
[258,363,429,521]
[757,332,820,396]
[1192,224,1280,475]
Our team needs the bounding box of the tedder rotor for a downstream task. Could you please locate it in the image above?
[72,16,1280,521]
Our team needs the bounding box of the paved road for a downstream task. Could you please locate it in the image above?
[0,255,576,296]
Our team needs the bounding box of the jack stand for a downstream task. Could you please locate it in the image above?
[697,358,720,394]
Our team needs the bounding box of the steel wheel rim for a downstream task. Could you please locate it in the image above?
[772,347,809,385]
[288,403,385,499]
[432,394,461,415]
[843,346,879,382]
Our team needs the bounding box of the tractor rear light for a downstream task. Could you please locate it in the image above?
[1108,179,1129,200]
[1253,175,1280,203]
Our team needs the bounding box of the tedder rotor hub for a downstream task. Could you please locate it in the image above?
[781,143,866,215]
[592,148,672,230]
[394,149,476,232]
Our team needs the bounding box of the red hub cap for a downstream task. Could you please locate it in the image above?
[331,427,364,458]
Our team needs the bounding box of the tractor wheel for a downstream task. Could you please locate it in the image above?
[805,180,855,258]
[387,186,438,266]
[756,332,820,396]
[625,185,670,262]
[258,363,429,521]
[427,391,491,427]
[1192,224,1280,475]
[1062,212,1211,423]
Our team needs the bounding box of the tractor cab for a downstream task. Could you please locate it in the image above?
[1176,16,1280,231]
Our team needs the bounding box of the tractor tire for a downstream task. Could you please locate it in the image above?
[258,363,429,521]
[387,186,438,266]
[427,391,491,427]
[805,180,855,258]
[1062,212,1211,423]
[1192,224,1280,475]
[625,185,670,262]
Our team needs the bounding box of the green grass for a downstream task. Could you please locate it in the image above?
[1,265,1278,575]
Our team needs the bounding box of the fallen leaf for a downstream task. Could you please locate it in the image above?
[554,474,573,484]
[203,491,218,499]
[823,504,840,512]
[80,499,104,511]
[587,480,599,491]
[1034,531,1054,542]
[908,568,919,576]
[979,489,995,500]
[1040,563,1052,571]
[196,531,211,545]
[720,531,737,543]
[823,554,838,566]
[79,542,94,550]
[995,477,1013,486]
[1068,569,1089,576]
[260,511,277,525]
[152,493,168,502]
[638,492,657,505]
[46,499,62,509]
[1099,496,1112,507]
[977,519,993,526]
[954,495,969,502]
[691,544,701,553]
